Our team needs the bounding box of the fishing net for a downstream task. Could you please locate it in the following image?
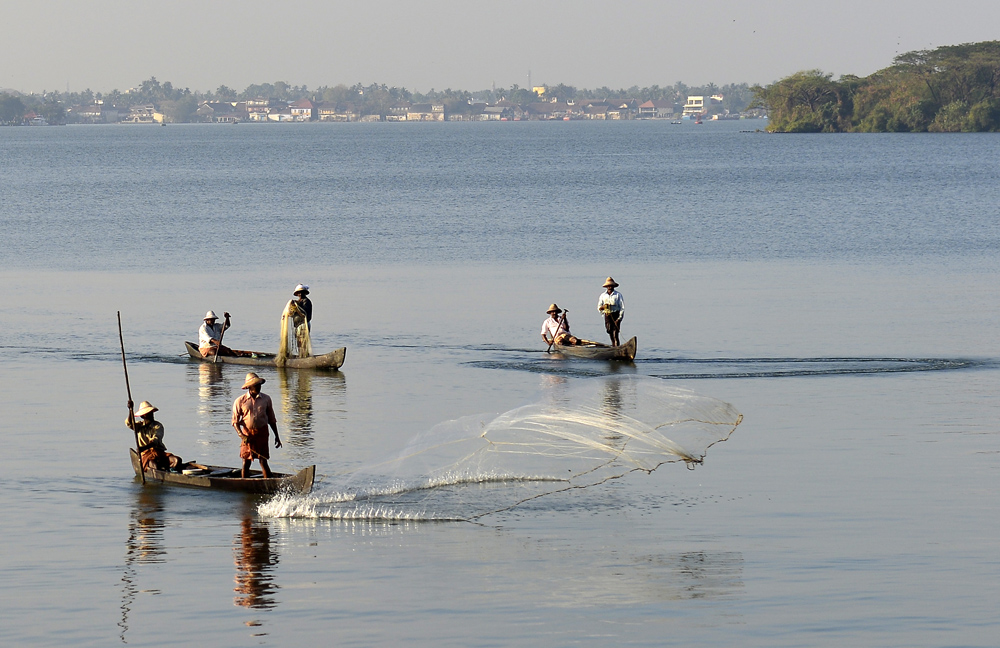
[260,376,742,522]
[276,300,311,365]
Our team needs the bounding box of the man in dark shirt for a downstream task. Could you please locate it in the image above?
[293,284,312,330]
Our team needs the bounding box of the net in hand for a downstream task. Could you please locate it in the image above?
[276,300,311,366]
[260,376,742,522]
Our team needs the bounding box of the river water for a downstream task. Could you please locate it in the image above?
[2,121,999,646]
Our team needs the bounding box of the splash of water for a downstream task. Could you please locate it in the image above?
[259,376,742,522]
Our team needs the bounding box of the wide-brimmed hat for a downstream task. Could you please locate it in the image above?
[135,401,158,417]
[293,283,310,295]
[546,303,562,314]
[602,277,619,288]
[242,372,265,389]
[204,310,218,320]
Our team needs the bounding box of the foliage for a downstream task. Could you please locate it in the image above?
[0,93,27,124]
[756,41,1000,132]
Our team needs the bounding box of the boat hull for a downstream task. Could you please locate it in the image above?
[552,336,637,361]
[184,341,345,369]
[130,449,315,494]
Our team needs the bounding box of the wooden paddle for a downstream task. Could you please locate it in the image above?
[213,312,231,363]
[546,309,568,353]
[117,311,144,484]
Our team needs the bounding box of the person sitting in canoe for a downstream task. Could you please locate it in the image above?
[199,310,234,358]
[126,400,183,472]
[541,304,582,346]
[232,372,283,479]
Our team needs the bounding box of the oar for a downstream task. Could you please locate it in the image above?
[213,312,231,363]
[546,309,568,353]
[117,311,145,484]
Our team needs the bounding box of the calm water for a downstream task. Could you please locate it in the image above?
[2,121,1000,646]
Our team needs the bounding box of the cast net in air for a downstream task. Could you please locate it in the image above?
[259,376,743,522]
[276,300,311,366]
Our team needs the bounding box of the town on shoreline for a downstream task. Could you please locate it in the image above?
[0,80,763,126]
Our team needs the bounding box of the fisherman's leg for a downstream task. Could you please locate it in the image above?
[242,458,252,479]
[259,458,273,479]
[605,314,616,344]
[167,453,183,469]
[612,316,622,346]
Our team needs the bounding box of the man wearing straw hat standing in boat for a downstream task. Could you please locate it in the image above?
[232,373,282,478]
[598,277,625,347]
[126,401,183,472]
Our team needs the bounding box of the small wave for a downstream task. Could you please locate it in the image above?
[643,357,979,379]
[470,355,983,379]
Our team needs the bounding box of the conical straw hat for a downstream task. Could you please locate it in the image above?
[546,303,562,314]
[602,277,619,288]
[242,372,265,389]
[135,401,158,417]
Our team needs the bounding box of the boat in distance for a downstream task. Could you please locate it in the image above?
[130,449,315,494]
[551,336,637,361]
[184,341,345,369]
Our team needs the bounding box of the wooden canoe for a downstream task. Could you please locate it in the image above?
[184,341,345,369]
[552,336,637,361]
[130,449,315,494]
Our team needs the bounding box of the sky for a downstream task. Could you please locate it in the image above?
[3,0,1000,95]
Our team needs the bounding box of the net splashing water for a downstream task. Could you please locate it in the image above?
[259,376,742,522]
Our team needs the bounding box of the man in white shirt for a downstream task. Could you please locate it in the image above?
[597,277,624,346]
[198,310,233,357]
[541,304,580,347]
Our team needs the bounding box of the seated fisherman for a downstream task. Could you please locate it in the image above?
[198,310,233,357]
[541,303,582,346]
[126,401,182,472]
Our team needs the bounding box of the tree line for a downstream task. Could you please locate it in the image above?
[2,78,756,124]
[753,41,1000,132]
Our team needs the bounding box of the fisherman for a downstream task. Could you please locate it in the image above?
[126,401,182,472]
[541,304,581,346]
[199,310,233,358]
[293,284,312,330]
[598,277,625,347]
[231,372,282,479]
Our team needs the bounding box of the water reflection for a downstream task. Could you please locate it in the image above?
[233,516,280,610]
[119,488,166,643]
[189,362,236,430]
[276,368,347,450]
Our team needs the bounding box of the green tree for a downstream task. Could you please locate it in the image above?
[0,94,26,124]
[36,101,66,125]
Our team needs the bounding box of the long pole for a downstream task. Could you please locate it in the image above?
[213,312,230,363]
[546,309,568,353]
[117,311,145,484]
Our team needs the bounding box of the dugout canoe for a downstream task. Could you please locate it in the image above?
[130,449,315,494]
[184,341,345,369]
[551,336,637,361]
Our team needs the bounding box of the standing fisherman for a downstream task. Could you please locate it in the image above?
[598,277,625,347]
[293,284,312,330]
[232,373,282,478]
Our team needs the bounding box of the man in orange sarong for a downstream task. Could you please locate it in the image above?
[231,372,282,478]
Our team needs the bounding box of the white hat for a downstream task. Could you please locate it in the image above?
[135,401,158,417]
[293,284,310,295]
[204,310,218,320]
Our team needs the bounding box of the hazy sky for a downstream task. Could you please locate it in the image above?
[4,0,999,94]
